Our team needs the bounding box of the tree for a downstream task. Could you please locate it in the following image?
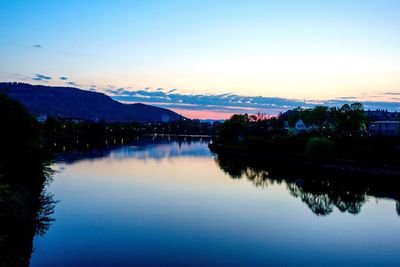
[0,93,42,176]
[307,106,329,132]
[217,114,249,143]
[337,103,367,135]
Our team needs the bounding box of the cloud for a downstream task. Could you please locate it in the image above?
[384,92,400,95]
[105,88,400,117]
[59,76,68,80]
[10,73,31,82]
[33,44,42,48]
[32,73,52,81]
[66,81,78,86]
[167,89,178,94]
[336,96,357,100]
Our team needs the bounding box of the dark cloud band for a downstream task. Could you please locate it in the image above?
[32,73,51,81]
[107,88,400,115]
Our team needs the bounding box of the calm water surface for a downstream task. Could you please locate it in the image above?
[30,138,400,266]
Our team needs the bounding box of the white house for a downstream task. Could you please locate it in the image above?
[36,113,48,123]
[295,119,306,133]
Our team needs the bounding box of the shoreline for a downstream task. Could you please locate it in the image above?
[209,143,400,178]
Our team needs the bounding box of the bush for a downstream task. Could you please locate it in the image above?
[305,137,334,158]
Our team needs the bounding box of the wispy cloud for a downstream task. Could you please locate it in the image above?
[33,44,42,48]
[66,81,78,86]
[167,89,178,94]
[32,73,51,81]
[59,76,68,80]
[336,96,357,100]
[384,92,400,95]
[9,74,31,82]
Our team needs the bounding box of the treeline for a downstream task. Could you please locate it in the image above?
[217,103,367,142]
[283,103,367,134]
[213,103,400,168]
[42,117,219,150]
[0,94,46,179]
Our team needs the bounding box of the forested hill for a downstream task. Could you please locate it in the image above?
[0,82,182,122]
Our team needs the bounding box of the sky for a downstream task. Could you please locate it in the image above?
[0,0,399,119]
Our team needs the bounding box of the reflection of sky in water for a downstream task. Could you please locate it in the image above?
[56,137,213,164]
[32,140,400,267]
[111,141,213,161]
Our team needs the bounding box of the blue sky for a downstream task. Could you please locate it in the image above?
[1,0,399,118]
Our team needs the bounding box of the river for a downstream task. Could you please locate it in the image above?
[30,137,400,266]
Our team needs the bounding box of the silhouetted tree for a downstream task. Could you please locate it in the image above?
[0,93,55,266]
[217,114,249,143]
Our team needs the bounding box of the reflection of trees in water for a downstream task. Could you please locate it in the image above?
[0,168,56,267]
[243,168,275,188]
[214,154,393,216]
[287,183,366,216]
[35,191,56,236]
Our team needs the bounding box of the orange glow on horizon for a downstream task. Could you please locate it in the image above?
[170,108,233,120]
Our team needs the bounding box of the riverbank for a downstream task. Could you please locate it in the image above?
[209,142,400,177]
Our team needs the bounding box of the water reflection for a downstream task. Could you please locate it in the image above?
[397,202,400,216]
[30,139,400,267]
[214,153,400,216]
[56,136,212,164]
[0,156,56,266]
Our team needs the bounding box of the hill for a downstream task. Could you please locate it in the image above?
[0,82,182,122]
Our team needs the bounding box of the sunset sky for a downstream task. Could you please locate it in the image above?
[1,0,399,119]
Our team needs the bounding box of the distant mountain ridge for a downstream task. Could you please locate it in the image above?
[0,82,183,122]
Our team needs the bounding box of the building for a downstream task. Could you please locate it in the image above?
[295,119,306,133]
[368,121,400,136]
[36,113,48,123]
